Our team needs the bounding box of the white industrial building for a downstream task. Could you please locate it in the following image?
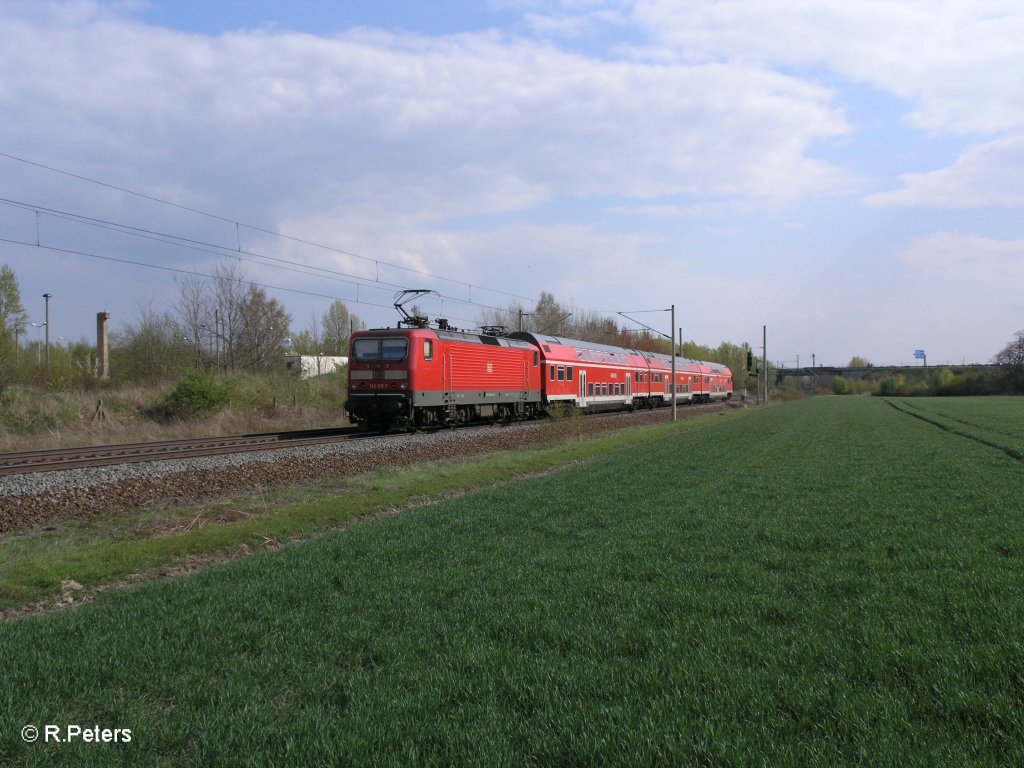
[284,355,348,379]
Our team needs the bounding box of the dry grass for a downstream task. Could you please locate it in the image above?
[0,375,348,451]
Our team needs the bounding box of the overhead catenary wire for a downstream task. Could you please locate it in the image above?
[0,196,526,317]
[0,150,645,324]
[0,150,541,306]
[0,236,488,330]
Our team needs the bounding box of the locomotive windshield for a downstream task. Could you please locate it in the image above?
[353,337,409,362]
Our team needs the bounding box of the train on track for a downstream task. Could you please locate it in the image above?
[345,295,733,432]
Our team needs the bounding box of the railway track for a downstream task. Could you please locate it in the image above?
[0,427,360,476]
[0,401,731,478]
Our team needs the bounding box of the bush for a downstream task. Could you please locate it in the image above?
[160,373,231,420]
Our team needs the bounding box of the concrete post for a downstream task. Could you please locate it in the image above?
[97,310,111,380]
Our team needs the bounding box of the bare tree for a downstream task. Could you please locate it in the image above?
[994,329,1024,392]
[111,301,191,383]
[212,262,250,371]
[175,274,211,368]
[235,285,291,370]
[174,261,295,372]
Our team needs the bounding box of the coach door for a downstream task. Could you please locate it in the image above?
[579,370,587,407]
[442,352,455,419]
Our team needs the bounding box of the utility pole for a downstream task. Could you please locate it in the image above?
[14,323,23,367]
[615,305,677,420]
[762,325,768,404]
[43,293,51,375]
[671,304,677,422]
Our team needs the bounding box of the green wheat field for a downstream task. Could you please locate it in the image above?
[2,396,1023,766]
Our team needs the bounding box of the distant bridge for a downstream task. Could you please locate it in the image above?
[774,363,999,382]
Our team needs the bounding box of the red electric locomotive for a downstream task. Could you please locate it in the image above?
[346,321,542,431]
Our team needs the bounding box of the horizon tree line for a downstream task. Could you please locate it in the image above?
[2,260,1024,393]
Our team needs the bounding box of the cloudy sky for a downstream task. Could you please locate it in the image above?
[1,0,1022,366]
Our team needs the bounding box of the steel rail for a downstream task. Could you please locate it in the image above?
[0,400,729,477]
[0,427,359,476]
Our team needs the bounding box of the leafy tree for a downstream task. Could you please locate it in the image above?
[532,291,568,336]
[0,264,27,341]
[877,374,906,396]
[288,329,319,356]
[847,356,871,368]
[0,264,29,386]
[321,300,365,356]
[930,367,956,392]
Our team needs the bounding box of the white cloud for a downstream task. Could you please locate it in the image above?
[866,134,1024,207]
[0,3,854,223]
[629,0,1024,136]
[900,231,1024,283]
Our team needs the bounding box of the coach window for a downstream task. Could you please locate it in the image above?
[534,352,539,367]
[557,366,565,381]
[566,366,573,381]
[550,365,556,381]
[424,339,433,361]
[588,382,594,396]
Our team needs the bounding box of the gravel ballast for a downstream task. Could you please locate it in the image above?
[0,408,728,533]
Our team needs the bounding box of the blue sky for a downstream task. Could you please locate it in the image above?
[2,0,1023,366]
[137,0,523,37]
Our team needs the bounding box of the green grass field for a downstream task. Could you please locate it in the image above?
[2,397,1023,766]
